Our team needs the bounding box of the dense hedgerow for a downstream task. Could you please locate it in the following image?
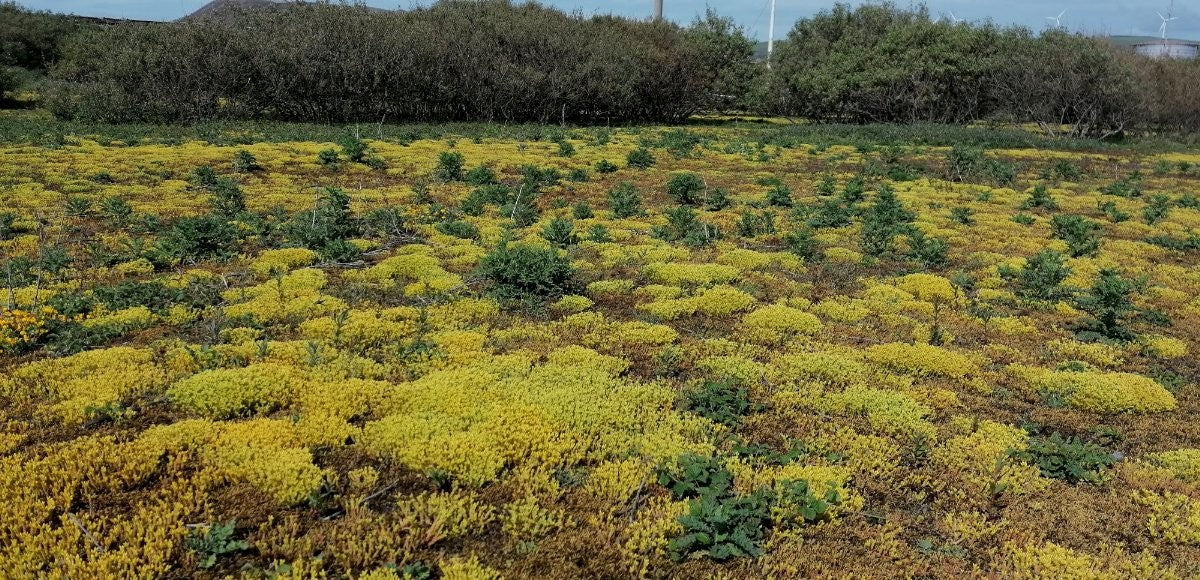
[43,2,754,124]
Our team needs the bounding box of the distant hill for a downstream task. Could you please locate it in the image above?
[183,0,285,21]
[182,0,386,22]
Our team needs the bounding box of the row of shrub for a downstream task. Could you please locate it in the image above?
[764,3,1200,137]
[39,2,755,124]
[5,1,1199,136]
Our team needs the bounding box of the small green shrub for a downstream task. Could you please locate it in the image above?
[1050,214,1102,258]
[1100,174,1142,198]
[608,182,644,218]
[666,172,706,205]
[766,183,793,208]
[595,159,619,174]
[1097,200,1130,223]
[906,230,949,269]
[208,178,246,218]
[627,147,656,169]
[464,165,498,186]
[572,202,593,220]
[478,242,574,301]
[1143,194,1172,225]
[339,134,369,163]
[157,215,241,263]
[433,151,465,181]
[1001,250,1072,301]
[233,150,261,173]
[435,219,479,240]
[317,149,340,166]
[806,199,852,229]
[949,206,974,225]
[539,217,578,248]
[706,187,731,211]
[784,228,818,261]
[1021,184,1058,210]
[1074,268,1162,342]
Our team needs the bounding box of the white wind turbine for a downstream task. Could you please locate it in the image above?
[947,11,962,24]
[1045,9,1066,29]
[1158,2,1178,41]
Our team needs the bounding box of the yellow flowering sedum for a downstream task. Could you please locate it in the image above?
[863,342,977,377]
[2,346,166,422]
[1148,449,1200,483]
[1021,368,1176,413]
[740,303,823,343]
[167,363,305,418]
[249,247,320,278]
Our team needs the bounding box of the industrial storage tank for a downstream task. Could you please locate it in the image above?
[1134,41,1200,59]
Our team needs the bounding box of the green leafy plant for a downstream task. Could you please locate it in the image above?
[1008,433,1114,485]
[1142,194,1172,225]
[595,159,619,174]
[685,379,752,427]
[765,183,793,208]
[1074,268,1163,342]
[1021,184,1058,210]
[1000,250,1072,301]
[464,165,498,186]
[1097,200,1130,223]
[233,149,261,173]
[185,521,249,569]
[435,219,479,240]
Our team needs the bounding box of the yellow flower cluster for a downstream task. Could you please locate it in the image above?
[0,306,62,351]
[863,342,977,378]
[2,346,166,422]
[1134,490,1200,545]
[822,385,937,441]
[1021,368,1176,413]
[345,246,462,296]
[82,305,156,334]
[223,268,347,324]
[933,420,1047,509]
[1004,542,1174,579]
[138,419,326,505]
[637,284,756,320]
[500,495,565,541]
[1147,449,1200,483]
[1138,335,1188,360]
[359,358,708,487]
[249,247,320,278]
[395,491,495,540]
[894,273,956,303]
[167,363,304,418]
[643,261,739,286]
[770,351,870,385]
[740,303,823,343]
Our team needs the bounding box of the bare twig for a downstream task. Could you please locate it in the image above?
[67,513,106,553]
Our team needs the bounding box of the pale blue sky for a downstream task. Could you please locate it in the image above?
[14,0,1200,40]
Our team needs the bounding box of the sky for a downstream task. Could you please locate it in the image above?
[15,0,1200,41]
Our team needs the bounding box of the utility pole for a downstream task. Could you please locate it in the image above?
[654,0,662,21]
[766,0,776,68]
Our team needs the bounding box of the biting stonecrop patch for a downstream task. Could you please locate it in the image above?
[2,125,1200,577]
